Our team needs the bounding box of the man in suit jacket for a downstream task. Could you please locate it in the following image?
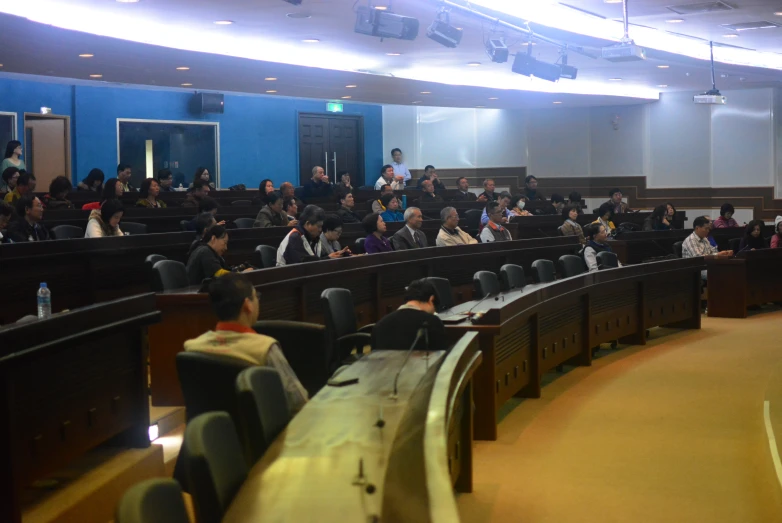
[391,207,428,250]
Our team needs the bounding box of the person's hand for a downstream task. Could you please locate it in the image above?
[394,175,404,183]
[477,194,487,202]
[718,250,733,257]
[242,267,255,273]
[501,217,508,223]
[217,220,226,226]
[663,217,670,226]
[328,252,343,259]
[288,220,298,227]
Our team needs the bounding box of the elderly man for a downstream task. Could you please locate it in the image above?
[417,179,443,204]
[301,166,333,201]
[391,207,427,250]
[451,176,487,203]
[6,195,50,242]
[280,181,305,210]
[682,215,733,279]
[436,206,477,246]
[336,193,361,224]
[375,164,404,191]
[479,178,499,202]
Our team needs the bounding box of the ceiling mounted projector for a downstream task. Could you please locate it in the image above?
[354,5,419,41]
[512,53,561,82]
[602,0,646,62]
[694,41,727,105]
[485,38,509,63]
[427,9,463,48]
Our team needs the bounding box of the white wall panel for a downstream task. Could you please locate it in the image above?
[527,107,590,178]
[711,88,773,187]
[589,105,645,176]
[416,107,477,169]
[475,109,527,168]
[382,105,418,168]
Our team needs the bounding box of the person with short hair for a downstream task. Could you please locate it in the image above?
[78,168,105,193]
[417,179,443,204]
[253,191,292,228]
[606,188,631,214]
[380,193,404,223]
[391,207,427,250]
[0,201,12,243]
[524,175,545,201]
[374,164,404,191]
[451,176,487,203]
[568,191,584,214]
[481,192,513,225]
[320,214,346,255]
[335,171,353,199]
[479,178,499,202]
[682,216,732,279]
[187,225,253,284]
[417,165,446,192]
[390,148,412,185]
[363,212,392,254]
[283,198,298,221]
[157,169,175,192]
[579,223,622,272]
[712,203,740,228]
[43,176,74,210]
[197,196,219,216]
[550,193,565,213]
[182,178,211,208]
[1,166,20,197]
[4,171,34,204]
[301,166,333,201]
[372,184,395,213]
[136,178,167,208]
[280,182,305,211]
[6,195,49,242]
[85,198,124,238]
[739,220,766,251]
[509,195,532,217]
[437,206,477,246]
[559,204,585,244]
[371,278,448,351]
[117,164,134,192]
[1,140,25,175]
[187,212,218,259]
[277,205,348,265]
[184,273,308,413]
[480,201,512,243]
[593,202,616,232]
[772,216,782,249]
[336,193,361,224]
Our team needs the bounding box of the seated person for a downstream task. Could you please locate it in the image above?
[379,193,404,223]
[4,171,34,204]
[320,214,347,255]
[157,168,176,192]
[416,165,446,193]
[85,198,124,238]
[593,202,616,233]
[187,225,254,284]
[277,205,348,266]
[136,178,167,208]
[6,195,50,242]
[82,177,123,210]
[280,182,305,211]
[0,201,12,243]
[682,216,733,279]
[568,191,584,213]
[479,178,499,201]
[480,201,512,243]
[372,184,395,213]
[374,164,404,191]
[451,176,487,202]
[391,207,428,250]
[739,220,766,251]
[436,206,477,246]
[302,166,334,201]
[508,195,532,217]
[524,175,545,201]
[182,179,211,208]
[363,212,392,254]
[481,192,513,225]
[712,203,740,228]
[417,179,443,204]
[559,204,585,244]
[253,191,292,228]
[643,205,671,231]
[665,203,677,228]
[772,216,782,249]
[187,212,217,259]
[1,166,20,197]
[580,223,621,272]
[371,278,448,352]
[189,167,216,190]
[259,179,275,197]
[184,273,308,413]
[606,188,631,214]
[335,171,353,199]
[283,197,298,222]
[43,176,74,210]
[336,193,361,224]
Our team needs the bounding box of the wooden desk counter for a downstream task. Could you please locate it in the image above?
[706,248,782,318]
[222,333,481,523]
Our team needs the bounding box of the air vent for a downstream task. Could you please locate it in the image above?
[666,1,733,15]
[721,21,781,31]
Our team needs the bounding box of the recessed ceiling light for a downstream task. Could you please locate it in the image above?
[739,77,746,81]
[341,96,352,99]
[488,97,498,100]
[346,84,357,88]
[266,90,278,93]
[603,0,622,3]
[609,78,622,81]
[657,65,670,69]
[115,0,139,3]
[553,101,562,104]
[467,62,481,66]
[89,74,103,78]
[374,5,388,10]
[79,53,94,58]
[420,91,431,94]
[657,84,668,87]
[723,34,738,38]
[476,105,486,108]
[181,83,193,86]
[412,101,422,104]
[214,20,234,25]
[386,52,401,56]
[666,18,684,23]
[521,42,537,46]
[176,66,190,70]
[265,77,277,81]
[286,12,312,19]
[775,12,782,16]
[302,39,320,43]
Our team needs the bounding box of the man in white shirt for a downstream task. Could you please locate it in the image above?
[391,148,412,186]
[374,164,404,191]
[682,216,733,279]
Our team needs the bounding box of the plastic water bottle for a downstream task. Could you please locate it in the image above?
[37,282,52,319]
[401,194,407,209]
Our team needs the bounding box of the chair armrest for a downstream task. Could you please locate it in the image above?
[357,323,375,334]
[336,332,372,359]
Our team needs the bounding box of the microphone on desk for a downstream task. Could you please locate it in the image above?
[732,244,752,257]
[390,321,429,400]
[465,292,502,323]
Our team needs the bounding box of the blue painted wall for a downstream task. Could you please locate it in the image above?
[0,75,383,189]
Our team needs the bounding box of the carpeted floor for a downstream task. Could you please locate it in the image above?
[458,309,782,523]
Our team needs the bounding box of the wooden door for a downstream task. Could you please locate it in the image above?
[329,118,361,186]
[24,115,70,190]
[298,114,364,187]
[298,116,329,186]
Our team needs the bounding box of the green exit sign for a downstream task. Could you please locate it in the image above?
[327,102,344,113]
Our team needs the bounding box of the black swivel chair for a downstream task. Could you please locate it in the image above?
[151,260,189,292]
[121,222,148,235]
[729,237,741,253]
[115,478,189,523]
[145,254,167,270]
[234,217,255,229]
[473,271,501,299]
[253,245,277,268]
[354,237,366,254]
[531,259,556,283]
[464,209,482,234]
[320,288,373,364]
[500,264,525,291]
[231,200,252,206]
[51,224,84,239]
[596,251,619,269]
[673,241,684,258]
[235,367,291,465]
[558,255,586,278]
[422,277,455,312]
[183,412,248,523]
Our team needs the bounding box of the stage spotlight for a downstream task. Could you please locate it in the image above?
[427,10,462,48]
[511,53,561,82]
[354,5,419,41]
[486,38,509,63]
[559,64,578,80]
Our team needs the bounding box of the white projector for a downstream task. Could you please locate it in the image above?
[601,43,646,62]
[693,93,726,105]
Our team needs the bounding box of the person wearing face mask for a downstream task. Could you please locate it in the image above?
[85,198,124,238]
[509,196,532,217]
[559,204,585,245]
[189,167,215,190]
[276,205,348,266]
[712,203,740,228]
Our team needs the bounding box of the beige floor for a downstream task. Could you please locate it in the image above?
[458,310,782,523]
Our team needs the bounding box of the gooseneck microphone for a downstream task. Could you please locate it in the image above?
[390,321,429,399]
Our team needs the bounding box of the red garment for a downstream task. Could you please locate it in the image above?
[82,202,101,211]
[772,235,781,249]
[215,321,256,334]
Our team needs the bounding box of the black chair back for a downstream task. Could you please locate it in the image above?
[729,237,741,252]
[618,222,641,232]
[145,254,167,272]
[558,254,586,278]
[354,237,366,254]
[500,264,525,291]
[596,251,619,269]
[151,260,188,292]
[423,277,455,312]
[115,478,189,523]
[231,200,252,206]
[464,209,482,233]
[234,217,255,229]
[183,413,248,523]
[673,241,684,258]
[531,259,556,283]
[235,367,291,465]
[473,271,500,299]
[321,288,357,340]
[51,224,84,239]
[121,222,148,235]
[253,245,277,268]
[176,352,251,422]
